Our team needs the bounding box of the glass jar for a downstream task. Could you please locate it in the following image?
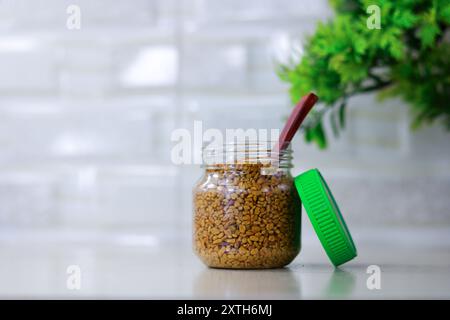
[193,141,301,269]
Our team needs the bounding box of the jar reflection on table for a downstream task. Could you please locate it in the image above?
[194,268,301,298]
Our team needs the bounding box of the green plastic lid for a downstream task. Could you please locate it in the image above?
[294,169,357,267]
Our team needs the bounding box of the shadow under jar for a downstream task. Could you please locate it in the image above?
[193,141,301,269]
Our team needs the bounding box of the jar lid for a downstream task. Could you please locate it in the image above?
[294,169,357,266]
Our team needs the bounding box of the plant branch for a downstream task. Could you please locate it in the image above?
[368,71,386,85]
[357,80,393,93]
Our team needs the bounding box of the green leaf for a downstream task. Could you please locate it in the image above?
[353,36,368,55]
[389,39,405,60]
[439,2,450,23]
[393,9,418,28]
[312,122,327,149]
[419,7,440,49]
[304,127,313,143]
[419,23,440,48]
[338,101,347,129]
[330,109,340,138]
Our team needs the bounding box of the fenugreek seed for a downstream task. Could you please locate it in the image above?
[239,247,248,254]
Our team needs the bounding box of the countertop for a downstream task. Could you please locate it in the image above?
[1,226,449,299]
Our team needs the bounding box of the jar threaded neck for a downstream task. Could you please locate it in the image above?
[202,140,293,169]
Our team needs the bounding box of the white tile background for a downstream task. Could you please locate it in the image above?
[0,0,449,241]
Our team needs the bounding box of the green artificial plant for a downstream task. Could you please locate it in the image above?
[278,0,450,148]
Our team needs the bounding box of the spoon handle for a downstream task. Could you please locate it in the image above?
[277,92,319,152]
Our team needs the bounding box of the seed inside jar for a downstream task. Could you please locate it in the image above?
[193,163,301,269]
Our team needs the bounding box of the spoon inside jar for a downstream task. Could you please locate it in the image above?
[272,92,319,163]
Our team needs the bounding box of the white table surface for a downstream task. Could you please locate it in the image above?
[1,226,449,299]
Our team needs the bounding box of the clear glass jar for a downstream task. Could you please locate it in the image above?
[193,141,301,269]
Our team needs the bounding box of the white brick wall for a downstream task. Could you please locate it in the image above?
[0,0,449,236]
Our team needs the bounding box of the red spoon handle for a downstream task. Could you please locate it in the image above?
[277,92,318,151]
